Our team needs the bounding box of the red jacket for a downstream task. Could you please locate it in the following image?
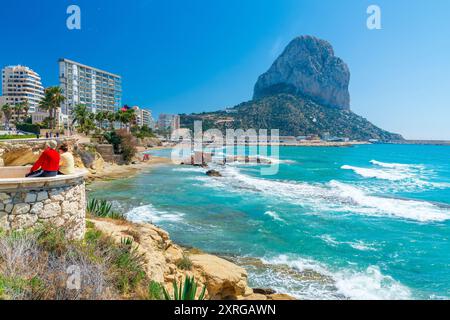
[30,148,60,172]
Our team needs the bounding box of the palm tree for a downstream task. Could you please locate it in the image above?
[13,104,22,123]
[116,109,136,132]
[106,111,116,130]
[40,86,65,129]
[95,110,108,130]
[1,104,13,129]
[71,104,90,134]
[22,99,30,118]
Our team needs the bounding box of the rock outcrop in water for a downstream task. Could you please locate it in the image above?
[254,35,350,109]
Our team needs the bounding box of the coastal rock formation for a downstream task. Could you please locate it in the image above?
[206,170,222,177]
[181,35,404,141]
[0,139,78,167]
[89,218,293,300]
[189,254,253,299]
[254,35,350,109]
[0,142,41,166]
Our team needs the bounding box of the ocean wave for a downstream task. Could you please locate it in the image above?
[257,155,296,165]
[126,204,185,223]
[330,180,450,222]
[264,210,285,223]
[259,255,412,300]
[172,167,207,173]
[319,235,378,252]
[341,165,413,181]
[197,166,450,222]
[342,160,449,192]
[370,160,423,169]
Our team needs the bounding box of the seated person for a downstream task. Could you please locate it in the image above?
[58,143,75,175]
[27,140,60,178]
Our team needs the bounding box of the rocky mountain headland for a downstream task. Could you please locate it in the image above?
[181,35,403,142]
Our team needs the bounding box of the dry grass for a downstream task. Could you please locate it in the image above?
[0,223,150,300]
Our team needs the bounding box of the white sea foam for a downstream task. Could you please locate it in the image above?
[370,160,422,169]
[172,167,207,173]
[257,155,296,165]
[197,165,450,222]
[333,266,412,300]
[341,165,412,181]
[330,180,450,222]
[342,160,449,192]
[264,211,285,223]
[126,204,184,223]
[319,235,378,252]
[260,255,412,300]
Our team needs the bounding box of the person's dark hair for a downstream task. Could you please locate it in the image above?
[59,144,69,153]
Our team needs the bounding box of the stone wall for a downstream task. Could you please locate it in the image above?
[95,144,123,164]
[0,168,87,240]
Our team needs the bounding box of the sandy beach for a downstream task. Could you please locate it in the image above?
[87,155,172,182]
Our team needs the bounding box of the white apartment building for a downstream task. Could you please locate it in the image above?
[141,109,153,128]
[1,65,44,113]
[132,106,154,128]
[59,58,122,117]
[158,114,180,131]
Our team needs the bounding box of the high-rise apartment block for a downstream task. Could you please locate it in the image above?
[1,65,44,113]
[59,58,122,116]
[158,114,180,131]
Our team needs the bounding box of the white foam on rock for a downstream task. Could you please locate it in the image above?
[260,255,412,300]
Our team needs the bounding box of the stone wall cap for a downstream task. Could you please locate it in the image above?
[0,166,88,188]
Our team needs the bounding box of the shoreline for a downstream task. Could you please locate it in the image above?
[86,155,172,182]
[86,154,297,300]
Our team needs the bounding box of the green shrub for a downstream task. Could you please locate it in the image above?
[111,239,147,294]
[132,125,156,139]
[176,254,193,271]
[35,224,69,256]
[84,228,103,243]
[16,123,41,134]
[0,275,45,300]
[162,276,206,300]
[117,129,137,164]
[103,131,122,153]
[147,281,164,300]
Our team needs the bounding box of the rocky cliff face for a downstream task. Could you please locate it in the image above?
[182,35,403,141]
[254,35,351,109]
[89,218,294,300]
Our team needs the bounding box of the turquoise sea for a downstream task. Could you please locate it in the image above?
[90,144,450,300]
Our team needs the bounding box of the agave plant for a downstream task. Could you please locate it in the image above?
[162,276,207,300]
[87,198,124,219]
[120,237,134,246]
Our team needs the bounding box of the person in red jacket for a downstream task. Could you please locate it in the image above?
[27,140,60,178]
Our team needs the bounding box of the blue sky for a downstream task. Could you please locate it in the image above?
[0,0,449,139]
